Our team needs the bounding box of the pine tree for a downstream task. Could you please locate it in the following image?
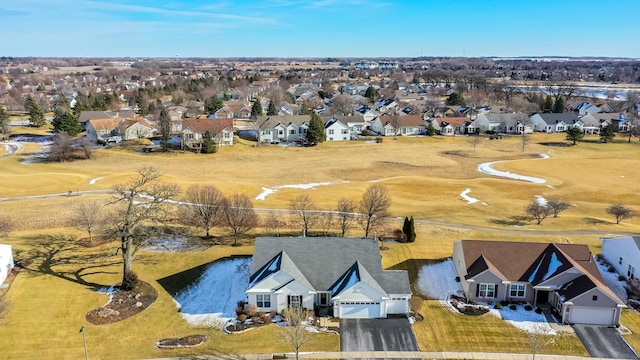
[205,96,223,114]
[52,110,82,136]
[201,131,218,153]
[402,217,411,242]
[543,95,554,113]
[600,125,615,143]
[305,113,326,145]
[426,122,436,136]
[267,100,278,115]
[553,96,565,113]
[25,95,45,127]
[565,127,584,145]
[408,216,416,243]
[159,106,171,150]
[251,100,263,119]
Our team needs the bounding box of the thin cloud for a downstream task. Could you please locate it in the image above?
[0,6,30,17]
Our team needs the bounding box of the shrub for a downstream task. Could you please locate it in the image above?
[535,307,543,314]
[524,305,533,311]
[608,266,615,273]
[235,306,244,316]
[238,314,247,322]
[500,300,509,306]
[619,275,626,281]
[237,300,246,307]
[269,310,277,317]
[376,137,383,143]
[494,304,502,309]
[245,304,259,317]
[392,229,405,242]
[251,316,260,324]
[262,314,272,324]
[509,304,517,310]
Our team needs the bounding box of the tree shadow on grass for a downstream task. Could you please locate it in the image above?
[490,215,530,227]
[15,234,121,291]
[583,217,611,225]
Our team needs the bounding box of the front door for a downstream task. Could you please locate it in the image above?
[536,290,549,305]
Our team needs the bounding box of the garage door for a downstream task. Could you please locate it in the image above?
[386,298,408,314]
[339,301,381,318]
[568,307,615,325]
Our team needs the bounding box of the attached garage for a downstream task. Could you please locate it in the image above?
[386,297,409,315]
[337,301,382,319]
[568,306,616,326]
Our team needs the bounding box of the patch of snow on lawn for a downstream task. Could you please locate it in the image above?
[416,258,464,300]
[477,154,548,184]
[255,182,338,201]
[595,256,628,302]
[489,305,556,334]
[89,177,104,185]
[174,257,251,326]
[460,188,479,204]
[535,195,547,206]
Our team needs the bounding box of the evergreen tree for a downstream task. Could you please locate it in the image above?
[52,110,82,136]
[251,100,263,119]
[543,95,554,112]
[24,95,45,127]
[201,131,218,153]
[408,216,416,243]
[445,92,465,106]
[306,113,326,145]
[364,86,379,102]
[600,125,615,143]
[159,106,171,150]
[565,126,584,145]
[402,217,411,242]
[267,100,278,115]
[205,95,223,114]
[553,96,565,113]
[426,121,436,136]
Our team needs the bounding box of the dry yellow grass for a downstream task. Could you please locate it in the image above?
[2,131,640,358]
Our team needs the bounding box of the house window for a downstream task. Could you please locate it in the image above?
[328,129,334,135]
[256,294,271,308]
[342,129,348,134]
[223,132,229,138]
[262,130,271,135]
[318,292,330,306]
[509,283,526,297]
[278,130,284,135]
[592,295,598,301]
[479,283,496,298]
[288,295,302,309]
[620,257,623,265]
[629,264,636,279]
[185,133,194,140]
[289,129,296,135]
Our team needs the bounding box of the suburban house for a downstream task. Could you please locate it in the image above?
[0,244,14,285]
[256,115,310,144]
[86,117,156,143]
[246,237,411,319]
[180,118,234,149]
[372,115,426,136]
[433,117,470,136]
[346,119,367,139]
[322,117,350,141]
[574,114,601,134]
[530,113,580,133]
[601,236,639,281]
[474,113,532,134]
[78,110,134,130]
[453,240,625,326]
[573,102,600,116]
[215,102,252,120]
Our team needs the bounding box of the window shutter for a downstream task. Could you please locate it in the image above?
[476,284,479,297]
[494,284,499,298]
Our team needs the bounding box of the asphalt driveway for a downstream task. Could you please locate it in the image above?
[340,318,418,352]
[573,324,638,359]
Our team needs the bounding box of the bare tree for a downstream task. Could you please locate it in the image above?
[76,137,95,159]
[0,216,12,237]
[547,199,571,218]
[607,204,634,224]
[336,198,356,237]
[469,137,480,152]
[222,194,258,246]
[521,133,531,152]
[73,199,104,243]
[289,194,319,236]
[360,184,391,237]
[390,113,401,140]
[318,211,334,236]
[330,94,354,116]
[184,185,225,238]
[546,82,577,103]
[279,306,313,360]
[526,201,550,225]
[49,132,75,162]
[264,211,286,237]
[110,167,180,290]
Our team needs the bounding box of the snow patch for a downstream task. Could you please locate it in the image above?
[174,257,251,326]
[416,258,464,300]
[477,154,548,184]
[255,182,341,201]
[89,177,104,185]
[460,188,480,204]
[535,195,547,206]
[489,305,556,334]
[595,257,628,302]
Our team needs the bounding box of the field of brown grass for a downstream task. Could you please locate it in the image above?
[1,131,640,358]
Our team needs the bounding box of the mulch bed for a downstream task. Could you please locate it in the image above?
[85,281,158,325]
[156,335,208,349]
[450,297,490,316]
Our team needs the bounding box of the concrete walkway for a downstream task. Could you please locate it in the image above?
[145,351,634,360]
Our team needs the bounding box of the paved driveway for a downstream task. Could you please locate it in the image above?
[573,325,638,359]
[340,318,418,352]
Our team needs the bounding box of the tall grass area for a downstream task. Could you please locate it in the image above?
[2,132,640,358]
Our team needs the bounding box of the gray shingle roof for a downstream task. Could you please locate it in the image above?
[250,237,410,295]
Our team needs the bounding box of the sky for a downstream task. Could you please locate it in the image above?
[1,0,638,58]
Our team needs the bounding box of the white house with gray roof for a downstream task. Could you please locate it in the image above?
[530,113,580,133]
[246,237,411,319]
[256,115,310,144]
[601,236,640,281]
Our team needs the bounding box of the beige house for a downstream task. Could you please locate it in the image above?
[453,240,625,326]
[181,118,234,150]
[86,117,155,143]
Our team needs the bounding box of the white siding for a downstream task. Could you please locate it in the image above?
[602,236,640,280]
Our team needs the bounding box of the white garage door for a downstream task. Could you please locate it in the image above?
[339,301,381,319]
[568,306,615,325]
[386,298,408,314]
